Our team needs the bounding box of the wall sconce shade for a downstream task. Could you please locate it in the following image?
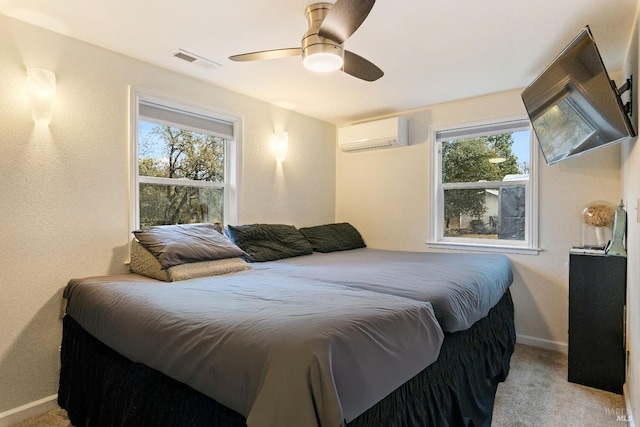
[26,68,56,125]
[273,132,288,163]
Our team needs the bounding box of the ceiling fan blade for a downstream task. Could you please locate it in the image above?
[318,0,376,44]
[342,50,383,82]
[229,48,302,62]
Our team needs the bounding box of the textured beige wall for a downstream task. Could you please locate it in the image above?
[335,89,623,351]
[0,15,335,413]
[622,6,640,421]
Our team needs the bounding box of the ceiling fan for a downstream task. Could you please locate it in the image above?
[229,1,383,82]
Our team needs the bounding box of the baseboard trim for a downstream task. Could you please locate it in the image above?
[0,394,58,427]
[624,383,636,426]
[516,333,568,353]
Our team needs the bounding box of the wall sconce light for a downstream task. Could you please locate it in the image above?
[26,68,56,126]
[273,132,288,163]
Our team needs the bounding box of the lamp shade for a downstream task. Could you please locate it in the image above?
[302,44,344,73]
[303,52,344,72]
[274,132,288,163]
[26,68,56,125]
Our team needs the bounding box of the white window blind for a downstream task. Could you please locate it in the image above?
[436,119,530,142]
[139,101,234,140]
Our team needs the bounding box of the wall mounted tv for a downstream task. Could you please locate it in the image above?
[521,26,635,165]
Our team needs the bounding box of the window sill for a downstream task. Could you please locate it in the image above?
[426,241,541,255]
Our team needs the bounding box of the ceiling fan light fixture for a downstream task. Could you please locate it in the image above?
[303,52,343,72]
[230,1,382,81]
[302,44,344,72]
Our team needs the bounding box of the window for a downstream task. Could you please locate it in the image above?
[431,119,538,253]
[130,90,239,229]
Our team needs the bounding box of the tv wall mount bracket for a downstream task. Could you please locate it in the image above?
[615,75,633,117]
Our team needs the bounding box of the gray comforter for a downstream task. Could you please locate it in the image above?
[64,270,444,427]
[252,249,513,332]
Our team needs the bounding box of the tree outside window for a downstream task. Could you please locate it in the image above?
[433,120,537,251]
[131,92,238,230]
[442,133,525,236]
[138,123,226,227]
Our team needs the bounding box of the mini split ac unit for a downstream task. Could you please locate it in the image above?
[338,116,408,152]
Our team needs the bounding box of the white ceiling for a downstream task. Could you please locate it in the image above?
[2,0,638,124]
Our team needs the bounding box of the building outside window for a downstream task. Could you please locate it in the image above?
[130,90,239,229]
[431,119,539,253]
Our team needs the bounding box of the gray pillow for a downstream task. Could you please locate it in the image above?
[225,224,313,262]
[133,223,246,269]
[299,223,366,253]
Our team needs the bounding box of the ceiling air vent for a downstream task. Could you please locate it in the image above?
[171,49,221,71]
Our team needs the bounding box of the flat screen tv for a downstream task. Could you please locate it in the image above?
[521,26,635,165]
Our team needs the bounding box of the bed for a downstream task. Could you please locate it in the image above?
[58,223,516,427]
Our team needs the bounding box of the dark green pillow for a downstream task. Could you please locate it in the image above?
[225,224,313,262]
[299,223,366,253]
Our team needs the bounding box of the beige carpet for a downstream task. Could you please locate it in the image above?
[9,407,69,427]
[493,344,626,426]
[10,344,627,427]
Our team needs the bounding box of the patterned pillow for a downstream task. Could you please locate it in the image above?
[130,239,250,282]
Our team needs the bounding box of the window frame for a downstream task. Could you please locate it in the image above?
[129,88,241,231]
[429,118,540,254]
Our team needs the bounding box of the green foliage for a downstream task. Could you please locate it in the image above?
[138,124,225,226]
[140,126,224,181]
[442,133,520,183]
[441,133,522,230]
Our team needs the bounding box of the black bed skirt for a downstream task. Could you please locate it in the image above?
[58,290,515,427]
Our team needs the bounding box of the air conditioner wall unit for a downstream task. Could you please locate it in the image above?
[338,117,408,152]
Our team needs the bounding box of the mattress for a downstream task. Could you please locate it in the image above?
[59,290,516,427]
[62,248,514,427]
[252,248,513,332]
[63,270,444,427]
